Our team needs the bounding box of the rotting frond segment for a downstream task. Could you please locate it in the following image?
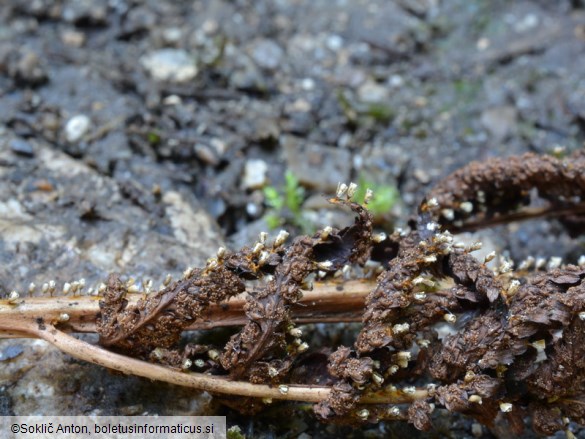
[2,165,585,434]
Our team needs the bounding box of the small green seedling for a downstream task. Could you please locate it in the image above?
[337,89,395,126]
[263,171,312,233]
[354,176,399,218]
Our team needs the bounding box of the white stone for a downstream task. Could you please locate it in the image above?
[301,77,315,91]
[242,159,268,189]
[326,34,343,51]
[250,40,283,70]
[140,49,198,83]
[65,114,91,143]
[357,80,389,104]
[388,74,404,88]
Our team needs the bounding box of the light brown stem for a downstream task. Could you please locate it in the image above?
[450,202,585,233]
[40,325,427,403]
[0,279,375,335]
[0,311,427,404]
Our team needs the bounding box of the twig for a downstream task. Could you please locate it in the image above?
[0,308,427,404]
[0,280,377,336]
[449,202,585,233]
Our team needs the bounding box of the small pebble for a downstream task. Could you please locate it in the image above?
[65,114,91,143]
[326,34,343,51]
[301,77,315,91]
[250,39,284,70]
[140,49,198,83]
[14,51,47,85]
[413,168,430,184]
[194,143,219,166]
[0,345,23,362]
[162,27,182,45]
[388,74,404,88]
[61,29,86,47]
[357,80,389,103]
[9,138,34,157]
[471,423,483,437]
[242,159,268,190]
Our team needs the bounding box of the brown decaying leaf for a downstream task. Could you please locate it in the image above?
[92,153,585,434]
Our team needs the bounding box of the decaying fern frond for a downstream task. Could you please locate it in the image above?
[3,151,585,436]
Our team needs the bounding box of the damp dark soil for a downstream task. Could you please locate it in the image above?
[2,1,585,437]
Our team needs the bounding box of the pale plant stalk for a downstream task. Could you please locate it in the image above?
[0,280,374,335]
[0,279,429,405]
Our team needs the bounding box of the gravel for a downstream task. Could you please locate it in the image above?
[1,0,585,436]
[140,49,198,83]
[64,114,91,143]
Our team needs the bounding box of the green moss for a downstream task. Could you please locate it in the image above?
[365,103,395,123]
[337,89,358,126]
[147,131,161,145]
[453,79,482,105]
[337,89,395,127]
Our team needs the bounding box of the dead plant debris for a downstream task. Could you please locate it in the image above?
[3,152,585,436]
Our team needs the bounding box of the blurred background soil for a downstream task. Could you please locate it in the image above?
[1,1,585,437]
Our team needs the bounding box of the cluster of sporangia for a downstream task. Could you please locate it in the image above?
[10,151,585,435]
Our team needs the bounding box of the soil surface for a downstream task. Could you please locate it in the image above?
[1,0,585,437]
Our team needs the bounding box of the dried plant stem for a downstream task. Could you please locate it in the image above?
[0,279,377,336]
[0,309,427,404]
[0,276,431,404]
[41,325,427,403]
[41,324,331,402]
[451,202,585,233]
[3,154,583,434]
